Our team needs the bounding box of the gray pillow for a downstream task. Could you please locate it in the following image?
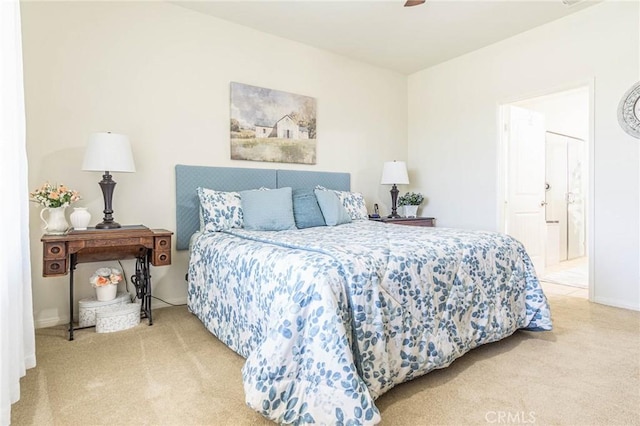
[240,187,296,231]
[314,189,352,226]
[292,188,326,229]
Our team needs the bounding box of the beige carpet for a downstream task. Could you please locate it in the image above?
[11,294,640,426]
[542,262,589,289]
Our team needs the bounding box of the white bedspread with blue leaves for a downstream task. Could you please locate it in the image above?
[187,221,552,425]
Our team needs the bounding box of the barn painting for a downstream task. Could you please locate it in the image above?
[230,82,317,164]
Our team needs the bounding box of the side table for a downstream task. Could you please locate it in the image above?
[41,225,172,340]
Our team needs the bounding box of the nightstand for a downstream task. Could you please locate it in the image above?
[41,225,172,340]
[371,217,436,227]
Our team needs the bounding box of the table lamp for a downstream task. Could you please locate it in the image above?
[82,132,135,229]
[380,160,409,218]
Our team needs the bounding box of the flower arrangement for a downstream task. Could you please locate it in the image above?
[90,267,123,288]
[30,182,80,208]
[398,192,424,206]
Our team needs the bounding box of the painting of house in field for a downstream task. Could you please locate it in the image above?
[230,82,317,164]
[255,115,309,140]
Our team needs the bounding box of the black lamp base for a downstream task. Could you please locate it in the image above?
[95,221,121,229]
[97,171,122,229]
[388,184,401,218]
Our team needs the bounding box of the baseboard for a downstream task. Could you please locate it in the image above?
[592,296,640,312]
[34,296,188,329]
[35,316,65,329]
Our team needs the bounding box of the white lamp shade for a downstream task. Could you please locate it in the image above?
[82,132,136,173]
[380,161,409,185]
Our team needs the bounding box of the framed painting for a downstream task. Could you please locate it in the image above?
[230,82,317,164]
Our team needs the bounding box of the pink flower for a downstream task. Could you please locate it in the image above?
[89,267,123,288]
[96,276,110,286]
[30,182,81,208]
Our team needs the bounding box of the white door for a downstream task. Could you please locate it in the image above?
[545,132,569,261]
[504,105,546,276]
[545,132,587,262]
[566,137,586,260]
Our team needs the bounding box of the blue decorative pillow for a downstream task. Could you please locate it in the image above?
[314,189,352,226]
[315,186,368,221]
[292,188,326,229]
[240,187,296,231]
[197,187,243,232]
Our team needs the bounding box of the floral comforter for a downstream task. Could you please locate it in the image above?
[187,221,552,425]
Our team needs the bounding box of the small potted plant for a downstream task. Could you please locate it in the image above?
[90,267,123,302]
[398,192,424,218]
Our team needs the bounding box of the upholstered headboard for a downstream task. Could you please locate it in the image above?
[175,165,351,250]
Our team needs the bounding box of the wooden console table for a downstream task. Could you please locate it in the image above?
[41,225,172,340]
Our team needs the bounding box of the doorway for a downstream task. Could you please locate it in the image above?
[500,86,590,295]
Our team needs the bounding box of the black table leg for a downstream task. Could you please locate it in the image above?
[69,253,78,341]
[146,250,153,325]
[132,248,152,326]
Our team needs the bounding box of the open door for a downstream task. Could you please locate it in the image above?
[503,105,546,276]
[545,132,587,262]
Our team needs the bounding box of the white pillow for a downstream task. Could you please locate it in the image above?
[197,187,243,232]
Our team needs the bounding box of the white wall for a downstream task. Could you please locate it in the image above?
[21,1,407,327]
[516,87,589,140]
[408,1,639,310]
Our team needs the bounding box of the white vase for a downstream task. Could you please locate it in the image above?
[403,205,419,218]
[40,206,69,235]
[70,207,91,230]
[95,284,118,302]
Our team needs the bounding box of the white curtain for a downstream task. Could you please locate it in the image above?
[0,1,36,425]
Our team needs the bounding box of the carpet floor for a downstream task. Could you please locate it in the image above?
[11,294,640,425]
[542,262,589,289]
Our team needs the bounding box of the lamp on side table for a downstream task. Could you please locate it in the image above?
[82,132,136,229]
[380,160,409,218]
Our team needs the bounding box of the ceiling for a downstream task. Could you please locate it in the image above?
[173,0,599,74]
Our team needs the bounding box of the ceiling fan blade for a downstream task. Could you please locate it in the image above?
[404,0,426,6]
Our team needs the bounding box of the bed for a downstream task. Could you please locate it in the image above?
[176,165,552,425]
